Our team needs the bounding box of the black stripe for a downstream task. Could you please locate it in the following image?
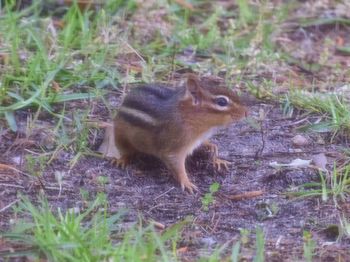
[122,98,160,118]
[137,84,176,100]
[118,111,156,129]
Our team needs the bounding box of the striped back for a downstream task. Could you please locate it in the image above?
[117,84,182,128]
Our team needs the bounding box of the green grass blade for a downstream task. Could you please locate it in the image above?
[4,110,17,131]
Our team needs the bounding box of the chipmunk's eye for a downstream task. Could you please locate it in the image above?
[214,96,229,107]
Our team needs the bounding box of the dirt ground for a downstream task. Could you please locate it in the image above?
[1,92,349,261]
[1,1,350,261]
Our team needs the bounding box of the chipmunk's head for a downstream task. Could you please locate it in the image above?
[180,74,247,128]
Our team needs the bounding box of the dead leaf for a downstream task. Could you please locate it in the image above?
[174,0,194,10]
[53,19,65,29]
[149,220,165,230]
[177,246,189,253]
[336,36,344,47]
[269,158,312,169]
[0,53,10,65]
[51,81,61,92]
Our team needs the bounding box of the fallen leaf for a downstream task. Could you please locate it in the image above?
[336,36,344,47]
[51,81,61,92]
[269,158,312,169]
[53,19,65,29]
[174,0,194,10]
[150,220,165,230]
[0,53,10,65]
[177,246,189,253]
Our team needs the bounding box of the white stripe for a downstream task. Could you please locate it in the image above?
[119,106,159,126]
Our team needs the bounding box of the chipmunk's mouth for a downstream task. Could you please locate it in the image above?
[231,108,248,120]
[231,113,246,120]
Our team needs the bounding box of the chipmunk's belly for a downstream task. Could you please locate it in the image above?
[186,127,217,156]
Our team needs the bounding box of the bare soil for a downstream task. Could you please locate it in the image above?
[1,92,349,261]
[1,1,350,261]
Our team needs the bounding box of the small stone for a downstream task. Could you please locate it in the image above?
[200,237,216,247]
[11,155,22,165]
[292,134,309,147]
[312,153,327,171]
[316,136,325,145]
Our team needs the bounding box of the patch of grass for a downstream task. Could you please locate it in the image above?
[286,91,350,137]
[253,227,265,262]
[201,182,220,211]
[0,194,184,261]
[287,164,350,204]
[174,6,222,51]
[25,154,48,178]
[303,231,316,262]
[1,195,270,262]
[0,1,119,130]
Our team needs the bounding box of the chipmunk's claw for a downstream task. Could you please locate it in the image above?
[213,158,231,171]
[111,156,130,169]
[180,179,198,194]
[203,141,230,171]
[204,141,219,155]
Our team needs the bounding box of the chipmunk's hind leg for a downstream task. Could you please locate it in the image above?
[113,132,137,169]
[162,154,198,194]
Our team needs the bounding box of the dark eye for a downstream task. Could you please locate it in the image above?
[215,96,229,107]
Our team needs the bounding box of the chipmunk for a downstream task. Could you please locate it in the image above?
[112,74,247,193]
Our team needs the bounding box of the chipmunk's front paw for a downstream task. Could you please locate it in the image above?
[213,158,231,171]
[180,178,198,194]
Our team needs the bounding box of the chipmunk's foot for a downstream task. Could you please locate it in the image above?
[111,155,131,169]
[203,141,218,156]
[213,158,231,171]
[180,178,198,194]
[204,141,230,171]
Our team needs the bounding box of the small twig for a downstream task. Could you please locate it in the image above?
[279,117,309,127]
[0,183,25,189]
[122,40,146,63]
[225,190,264,201]
[0,163,29,177]
[255,120,266,158]
[227,150,329,160]
[0,199,20,213]
[169,42,178,83]
[154,187,175,200]
[149,219,165,230]
[0,163,22,173]
[210,214,221,234]
[37,177,46,191]
[147,203,166,213]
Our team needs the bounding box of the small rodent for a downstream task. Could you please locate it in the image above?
[113,74,247,193]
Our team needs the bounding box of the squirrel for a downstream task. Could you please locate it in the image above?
[111,74,247,193]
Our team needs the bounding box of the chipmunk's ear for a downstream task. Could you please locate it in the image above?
[185,74,203,105]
